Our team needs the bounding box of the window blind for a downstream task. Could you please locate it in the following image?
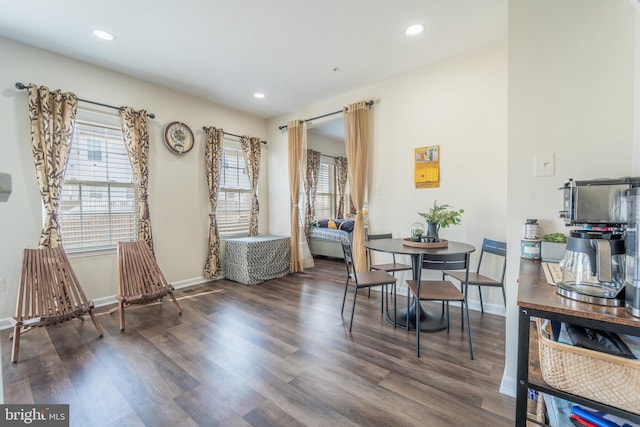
[59,107,138,251]
[218,142,251,235]
[315,162,334,219]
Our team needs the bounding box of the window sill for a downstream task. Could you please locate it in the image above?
[221,233,250,239]
[66,247,117,259]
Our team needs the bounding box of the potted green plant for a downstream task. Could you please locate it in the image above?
[418,201,464,241]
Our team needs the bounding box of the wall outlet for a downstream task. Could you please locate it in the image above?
[0,278,5,292]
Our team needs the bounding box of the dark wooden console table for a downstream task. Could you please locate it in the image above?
[516,259,640,426]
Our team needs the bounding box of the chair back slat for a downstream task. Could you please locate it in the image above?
[422,252,468,271]
[482,238,507,257]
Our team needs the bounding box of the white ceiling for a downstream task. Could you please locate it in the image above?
[0,0,506,119]
[308,119,346,142]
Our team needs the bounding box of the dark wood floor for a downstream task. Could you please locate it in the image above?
[1,257,514,427]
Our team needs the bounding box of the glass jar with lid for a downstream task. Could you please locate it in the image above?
[411,222,425,242]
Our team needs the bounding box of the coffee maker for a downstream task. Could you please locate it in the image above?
[557,177,640,306]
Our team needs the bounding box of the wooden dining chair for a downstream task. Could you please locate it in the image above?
[366,233,411,312]
[443,238,506,313]
[10,247,103,362]
[367,233,412,274]
[406,252,473,359]
[111,241,182,331]
[341,241,398,332]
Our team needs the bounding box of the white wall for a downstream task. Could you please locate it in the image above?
[503,0,637,396]
[0,37,268,320]
[307,128,346,158]
[267,43,508,309]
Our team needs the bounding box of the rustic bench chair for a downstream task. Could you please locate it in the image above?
[10,247,103,363]
[112,241,182,331]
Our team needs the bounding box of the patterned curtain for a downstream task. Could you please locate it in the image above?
[349,197,357,217]
[240,136,261,236]
[119,107,153,253]
[334,156,348,219]
[28,84,78,248]
[303,149,321,235]
[204,127,224,278]
[344,101,370,272]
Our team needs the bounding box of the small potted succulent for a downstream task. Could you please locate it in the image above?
[418,201,464,242]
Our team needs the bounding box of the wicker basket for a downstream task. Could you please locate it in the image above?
[536,318,640,414]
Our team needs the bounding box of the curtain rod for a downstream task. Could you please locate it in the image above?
[201,126,267,144]
[15,82,156,119]
[278,99,375,131]
[320,153,340,160]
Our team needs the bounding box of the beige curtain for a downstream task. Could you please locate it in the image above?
[204,127,225,278]
[344,101,370,272]
[288,120,303,272]
[335,156,348,219]
[120,106,153,253]
[304,149,321,235]
[28,84,78,248]
[288,120,313,272]
[240,136,261,236]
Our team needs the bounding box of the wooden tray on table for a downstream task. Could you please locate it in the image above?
[402,238,449,248]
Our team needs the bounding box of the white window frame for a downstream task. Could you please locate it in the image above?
[217,140,252,237]
[57,106,138,254]
[314,161,336,219]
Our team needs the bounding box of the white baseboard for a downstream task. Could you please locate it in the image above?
[0,275,219,330]
[500,374,517,398]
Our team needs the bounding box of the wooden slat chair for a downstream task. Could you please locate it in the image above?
[10,247,103,363]
[113,241,182,331]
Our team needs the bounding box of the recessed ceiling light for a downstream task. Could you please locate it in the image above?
[405,24,424,37]
[93,29,115,41]
[253,93,265,99]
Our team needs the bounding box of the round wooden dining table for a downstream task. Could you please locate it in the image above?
[364,238,476,331]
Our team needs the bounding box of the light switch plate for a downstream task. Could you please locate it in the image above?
[534,153,555,177]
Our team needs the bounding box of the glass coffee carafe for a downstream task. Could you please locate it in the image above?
[558,230,626,302]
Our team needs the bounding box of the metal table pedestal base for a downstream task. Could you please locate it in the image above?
[386,302,447,332]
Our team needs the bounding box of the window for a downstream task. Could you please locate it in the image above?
[86,139,102,162]
[217,141,251,236]
[315,162,335,219]
[58,107,138,251]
